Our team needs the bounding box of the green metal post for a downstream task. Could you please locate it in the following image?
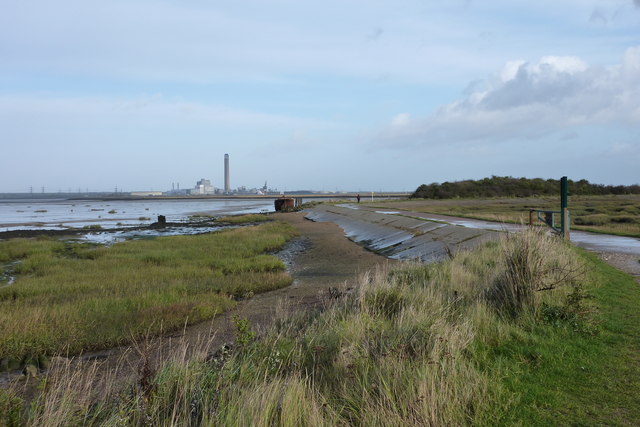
[560,176,569,239]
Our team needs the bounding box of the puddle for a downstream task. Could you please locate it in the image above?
[335,204,360,210]
[375,211,401,215]
[414,214,640,255]
[412,216,518,232]
[570,231,640,255]
[0,260,20,288]
[406,213,640,255]
[276,237,313,273]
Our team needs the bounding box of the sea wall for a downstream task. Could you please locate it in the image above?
[305,204,499,262]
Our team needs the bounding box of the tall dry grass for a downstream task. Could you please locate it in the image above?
[3,228,587,426]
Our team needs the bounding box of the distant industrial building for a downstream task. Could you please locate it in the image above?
[224,154,230,194]
[130,191,163,197]
[190,178,215,195]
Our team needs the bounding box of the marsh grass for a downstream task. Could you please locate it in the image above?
[8,228,629,426]
[0,222,297,363]
[215,214,271,224]
[375,194,640,237]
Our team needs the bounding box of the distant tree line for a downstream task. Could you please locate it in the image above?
[411,176,640,199]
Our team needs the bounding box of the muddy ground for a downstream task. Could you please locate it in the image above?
[2,211,393,398]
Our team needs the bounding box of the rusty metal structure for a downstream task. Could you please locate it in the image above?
[528,176,570,239]
[274,198,295,212]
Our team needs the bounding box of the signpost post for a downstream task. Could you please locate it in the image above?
[560,176,570,240]
[528,176,570,240]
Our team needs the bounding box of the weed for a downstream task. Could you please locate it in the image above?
[0,388,24,426]
[232,316,256,348]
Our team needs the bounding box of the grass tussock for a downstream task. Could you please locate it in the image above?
[7,228,627,426]
[0,222,297,363]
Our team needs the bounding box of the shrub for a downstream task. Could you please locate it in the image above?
[487,229,584,317]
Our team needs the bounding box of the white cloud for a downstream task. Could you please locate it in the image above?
[391,113,411,127]
[374,46,640,148]
[4,0,637,85]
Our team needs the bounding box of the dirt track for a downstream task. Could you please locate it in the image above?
[153,211,393,352]
[2,211,392,395]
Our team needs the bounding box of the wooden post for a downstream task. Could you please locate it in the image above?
[529,209,535,226]
[563,209,570,240]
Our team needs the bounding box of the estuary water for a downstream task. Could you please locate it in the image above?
[0,198,276,231]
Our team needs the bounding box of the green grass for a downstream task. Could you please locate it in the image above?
[189,213,271,223]
[374,194,640,237]
[4,229,639,425]
[0,222,297,364]
[476,248,640,425]
[215,213,272,224]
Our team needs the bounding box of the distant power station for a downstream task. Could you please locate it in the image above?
[224,153,230,194]
[160,152,277,196]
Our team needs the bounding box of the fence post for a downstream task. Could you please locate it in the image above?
[529,209,535,226]
[560,176,569,240]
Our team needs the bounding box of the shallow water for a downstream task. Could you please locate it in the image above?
[408,215,640,255]
[415,214,640,255]
[76,224,234,245]
[0,198,275,231]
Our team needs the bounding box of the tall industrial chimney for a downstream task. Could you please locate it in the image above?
[224,154,230,194]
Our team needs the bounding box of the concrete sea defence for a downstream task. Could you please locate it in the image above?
[305,204,499,262]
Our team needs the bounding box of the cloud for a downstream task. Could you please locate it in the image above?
[365,27,384,42]
[373,46,640,148]
[391,113,411,127]
[6,0,629,85]
[0,95,320,128]
[589,8,608,25]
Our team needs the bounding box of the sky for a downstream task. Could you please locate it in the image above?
[1,0,639,193]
